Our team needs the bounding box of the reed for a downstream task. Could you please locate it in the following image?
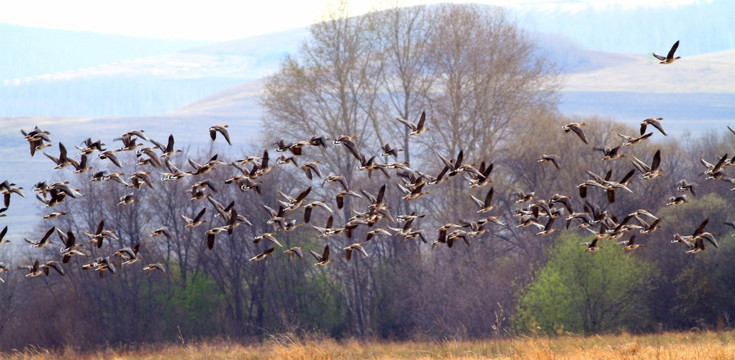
[4,330,735,360]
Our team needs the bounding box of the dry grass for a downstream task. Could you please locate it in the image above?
[4,330,735,360]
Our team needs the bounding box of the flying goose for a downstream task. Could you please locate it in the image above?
[300,161,322,179]
[115,135,141,152]
[277,154,299,167]
[471,187,496,213]
[188,155,226,176]
[129,171,155,189]
[150,134,181,158]
[209,125,232,145]
[467,161,494,188]
[562,122,588,144]
[532,217,559,236]
[395,111,429,136]
[617,234,643,251]
[277,186,312,211]
[0,263,7,282]
[538,154,560,170]
[250,248,276,261]
[0,226,8,245]
[665,194,687,206]
[24,227,56,248]
[118,129,149,142]
[251,233,282,247]
[83,219,119,248]
[21,126,52,156]
[99,149,123,168]
[44,143,77,170]
[366,228,393,241]
[113,242,141,265]
[75,137,106,155]
[700,154,729,179]
[397,183,428,201]
[335,189,363,209]
[652,40,681,64]
[677,179,696,197]
[381,143,403,158]
[18,260,44,277]
[161,158,191,181]
[118,193,139,206]
[594,145,625,161]
[344,242,369,261]
[82,257,117,278]
[312,215,344,237]
[310,244,335,266]
[308,135,330,148]
[205,226,230,249]
[303,200,332,223]
[631,149,663,179]
[136,147,163,167]
[582,237,602,252]
[640,117,667,136]
[618,132,652,146]
[143,263,166,276]
[284,247,305,259]
[671,218,709,245]
[323,175,349,191]
[181,208,207,228]
[513,191,535,204]
[101,172,130,187]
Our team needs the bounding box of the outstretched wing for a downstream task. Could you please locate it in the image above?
[667,40,680,59]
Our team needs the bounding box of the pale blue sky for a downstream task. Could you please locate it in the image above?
[0,0,701,41]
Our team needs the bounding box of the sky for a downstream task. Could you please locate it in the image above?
[0,0,703,41]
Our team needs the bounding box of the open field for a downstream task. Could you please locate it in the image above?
[5,331,735,360]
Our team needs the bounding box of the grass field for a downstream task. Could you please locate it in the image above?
[5,330,735,359]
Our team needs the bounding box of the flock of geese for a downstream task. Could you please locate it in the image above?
[0,40,727,284]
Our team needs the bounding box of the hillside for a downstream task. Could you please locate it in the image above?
[0,28,305,117]
[515,0,735,55]
[0,24,208,81]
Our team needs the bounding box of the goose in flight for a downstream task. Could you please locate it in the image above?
[181,208,207,228]
[24,227,56,248]
[538,154,560,170]
[652,40,681,64]
[640,118,667,136]
[617,234,643,251]
[395,111,430,136]
[582,237,602,252]
[470,187,497,213]
[344,242,369,262]
[631,149,663,179]
[83,219,119,248]
[310,244,335,266]
[284,246,304,259]
[249,247,275,261]
[143,263,166,276]
[618,132,652,146]
[209,125,232,145]
[562,122,588,144]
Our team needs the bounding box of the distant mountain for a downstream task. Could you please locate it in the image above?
[2,1,733,118]
[0,27,306,117]
[0,24,209,81]
[513,0,735,55]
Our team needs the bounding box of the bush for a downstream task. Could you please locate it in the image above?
[514,231,654,334]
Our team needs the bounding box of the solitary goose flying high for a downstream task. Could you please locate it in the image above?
[652,40,681,64]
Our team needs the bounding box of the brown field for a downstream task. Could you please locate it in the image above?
[4,330,735,360]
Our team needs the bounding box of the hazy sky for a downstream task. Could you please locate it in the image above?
[0,0,701,41]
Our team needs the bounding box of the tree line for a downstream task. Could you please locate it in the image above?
[1,2,734,351]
